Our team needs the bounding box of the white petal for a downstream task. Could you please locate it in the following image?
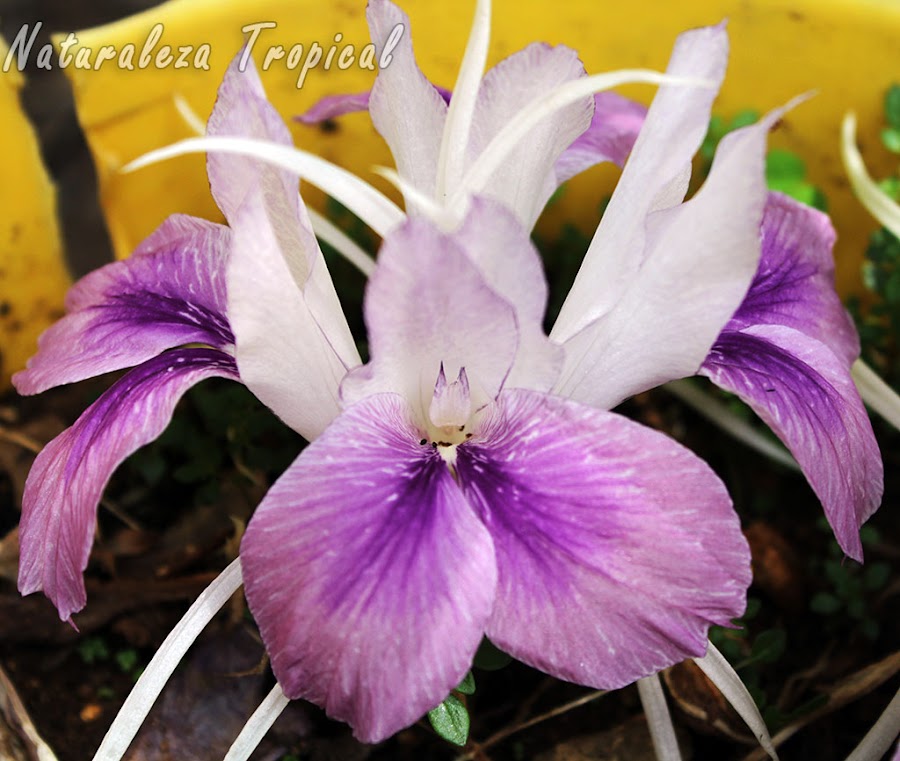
[844,687,900,761]
[852,359,900,432]
[222,684,291,761]
[637,675,683,761]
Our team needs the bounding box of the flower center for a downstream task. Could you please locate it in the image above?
[425,364,474,452]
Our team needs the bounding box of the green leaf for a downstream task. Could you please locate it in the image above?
[884,84,900,130]
[455,671,476,695]
[428,694,470,747]
[881,127,900,154]
[750,629,787,664]
[731,109,760,130]
[766,149,806,182]
[864,562,891,590]
[115,649,139,673]
[473,637,513,671]
[810,592,842,615]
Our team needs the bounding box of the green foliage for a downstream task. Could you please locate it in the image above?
[77,636,110,665]
[765,150,827,211]
[455,671,476,695]
[473,637,513,671]
[428,694,470,746]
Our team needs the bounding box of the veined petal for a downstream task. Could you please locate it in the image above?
[455,197,563,391]
[553,24,729,339]
[296,85,452,124]
[465,42,594,226]
[728,192,859,364]
[341,215,518,417]
[555,106,778,409]
[455,388,750,690]
[241,393,496,743]
[367,0,448,201]
[701,325,882,561]
[554,92,647,182]
[207,55,359,439]
[18,348,239,622]
[13,216,232,395]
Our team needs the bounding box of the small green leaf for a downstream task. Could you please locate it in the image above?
[766,149,806,182]
[473,638,513,671]
[115,649,139,673]
[428,694,470,747]
[881,127,900,154]
[455,671,476,695]
[78,637,110,665]
[731,109,760,130]
[810,592,842,615]
[884,84,900,130]
[750,629,786,664]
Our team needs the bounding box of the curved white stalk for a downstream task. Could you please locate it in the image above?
[841,112,900,239]
[173,94,208,136]
[222,684,291,761]
[694,643,779,760]
[637,675,682,761]
[435,0,491,200]
[93,559,244,761]
[122,137,405,238]
[853,360,900,433]
[307,207,377,277]
[373,165,456,227]
[843,686,900,761]
[448,70,710,215]
[665,379,799,471]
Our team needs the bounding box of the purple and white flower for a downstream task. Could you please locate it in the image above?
[15,0,882,752]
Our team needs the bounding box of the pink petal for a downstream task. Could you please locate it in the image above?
[18,349,238,622]
[241,393,496,742]
[456,388,751,688]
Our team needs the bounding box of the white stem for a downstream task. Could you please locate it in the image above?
[841,112,900,240]
[449,70,709,215]
[122,137,405,238]
[92,559,244,761]
[306,207,376,276]
[222,684,291,761]
[373,165,456,227]
[665,379,799,471]
[435,0,491,200]
[694,643,779,761]
[852,359,900,433]
[844,687,900,761]
[637,675,682,761]
[173,94,207,137]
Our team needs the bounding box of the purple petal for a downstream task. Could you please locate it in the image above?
[367,0,448,198]
[13,215,232,395]
[728,192,860,364]
[18,348,239,622]
[467,42,594,227]
[341,215,518,416]
[702,325,883,561]
[455,388,750,689]
[455,197,563,391]
[554,92,648,182]
[553,24,729,340]
[207,54,359,440]
[295,85,451,125]
[241,393,496,743]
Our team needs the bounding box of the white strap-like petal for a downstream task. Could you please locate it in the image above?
[307,208,376,277]
[222,684,291,761]
[637,674,683,761]
[852,359,900,433]
[844,687,900,761]
[693,643,779,760]
[123,137,405,238]
[841,112,900,240]
[92,559,243,761]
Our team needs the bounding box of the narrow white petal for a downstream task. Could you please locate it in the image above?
[449,70,706,214]
[435,0,491,199]
[841,112,900,239]
[307,207,376,277]
[666,379,800,471]
[637,675,683,761]
[92,559,243,761]
[222,684,291,761]
[852,359,900,432]
[694,643,779,760]
[122,137,405,238]
[844,687,900,761]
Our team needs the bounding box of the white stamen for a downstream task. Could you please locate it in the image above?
[306,207,377,276]
[435,0,492,201]
[841,112,900,240]
[173,94,207,137]
[373,165,458,227]
[665,379,799,471]
[223,684,291,761]
[122,137,405,238]
[852,359,900,433]
[448,70,713,216]
[694,643,779,760]
[637,675,682,761]
[92,559,243,761]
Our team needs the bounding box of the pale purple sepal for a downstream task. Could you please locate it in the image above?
[554,92,648,182]
[295,86,451,124]
[13,215,232,396]
[18,348,239,622]
[701,325,882,561]
[241,393,496,743]
[466,42,594,227]
[340,215,518,416]
[456,388,750,689]
[728,192,860,364]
